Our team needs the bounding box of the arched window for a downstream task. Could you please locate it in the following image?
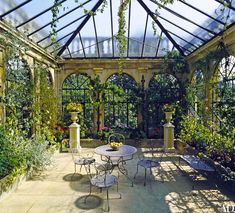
[6,58,33,136]
[104,73,138,129]
[146,74,182,138]
[191,70,204,116]
[62,73,93,135]
[46,70,53,87]
[216,56,235,101]
[212,55,235,129]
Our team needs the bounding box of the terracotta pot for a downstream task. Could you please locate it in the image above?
[175,139,186,154]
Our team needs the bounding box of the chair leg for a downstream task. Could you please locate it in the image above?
[134,164,139,179]
[144,168,147,186]
[106,188,110,212]
[84,183,92,203]
[117,181,122,199]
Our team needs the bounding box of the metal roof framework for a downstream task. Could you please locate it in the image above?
[0,0,235,59]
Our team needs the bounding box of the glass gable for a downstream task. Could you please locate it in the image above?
[1,0,235,58]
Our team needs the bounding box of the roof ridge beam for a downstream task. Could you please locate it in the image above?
[157,14,206,42]
[58,0,104,56]
[137,0,185,56]
[37,14,87,44]
[45,31,74,49]
[167,30,198,49]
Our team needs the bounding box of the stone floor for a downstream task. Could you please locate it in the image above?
[0,148,234,213]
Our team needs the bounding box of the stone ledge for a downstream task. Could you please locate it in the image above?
[0,170,31,202]
[0,148,60,202]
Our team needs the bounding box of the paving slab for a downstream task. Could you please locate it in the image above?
[0,149,234,213]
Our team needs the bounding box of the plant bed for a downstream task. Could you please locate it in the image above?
[81,139,105,148]
[196,153,235,193]
[61,138,164,149]
[184,143,200,155]
[0,146,59,201]
[0,168,33,202]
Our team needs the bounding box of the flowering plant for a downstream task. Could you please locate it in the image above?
[66,102,82,112]
[52,123,68,142]
[98,126,113,142]
[163,103,175,112]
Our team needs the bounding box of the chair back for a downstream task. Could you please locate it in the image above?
[85,162,118,188]
[84,162,111,183]
[70,147,94,163]
[137,139,158,160]
[108,133,125,144]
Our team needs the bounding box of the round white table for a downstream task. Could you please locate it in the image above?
[95,145,137,186]
[95,145,137,157]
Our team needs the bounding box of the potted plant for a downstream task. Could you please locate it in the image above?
[163,103,176,112]
[66,102,83,122]
[174,139,186,154]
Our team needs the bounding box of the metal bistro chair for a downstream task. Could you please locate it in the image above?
[70,147,95,174]
[84,162,121,212]
[134,140,160,186]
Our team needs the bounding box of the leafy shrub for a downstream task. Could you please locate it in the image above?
[0,124,52,181]
[24,136,52,171]
[129,128,146,139]
[178,115,235,171]
[97,127,114,142]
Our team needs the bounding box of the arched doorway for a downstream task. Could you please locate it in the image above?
[6,57,33,136]
[62,73,93,137]
[191,70,204,116]
[104,73,138,129]
[146,74,182,138]
[212,55,235,132]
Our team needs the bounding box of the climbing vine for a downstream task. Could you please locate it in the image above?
[50,0,177,59]
[162,50,189,75]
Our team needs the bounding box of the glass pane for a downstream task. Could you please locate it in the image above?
[1,0,235,57]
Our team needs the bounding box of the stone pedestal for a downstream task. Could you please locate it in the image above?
[69,122,81,151]
[163,122,175,152]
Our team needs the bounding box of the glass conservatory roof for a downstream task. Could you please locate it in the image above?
[0,0,235,59]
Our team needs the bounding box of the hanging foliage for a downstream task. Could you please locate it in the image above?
[162,50,189,75]
[49,0,177,59]
[32,64,59,142]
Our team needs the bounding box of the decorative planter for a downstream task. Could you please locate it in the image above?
[70,112,78,123]
[165,111,173,123]
[174,139,186,154]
